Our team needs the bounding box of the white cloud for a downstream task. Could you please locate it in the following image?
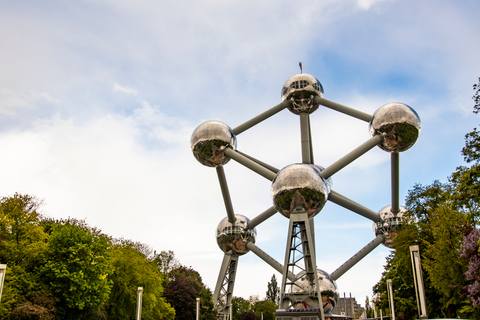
[113,83,138,95]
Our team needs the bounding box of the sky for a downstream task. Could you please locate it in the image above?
[1,0,480,310]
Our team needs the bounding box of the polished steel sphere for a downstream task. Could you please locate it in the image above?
[373,205,407,248]
[216,214,256,255]
[191,121,237,167]
[290,269,339,313]
[369,103,421,152]
[281,73,324,115]
[271,164,330,218]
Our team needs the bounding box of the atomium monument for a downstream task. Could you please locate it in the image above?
[191,71,421,320]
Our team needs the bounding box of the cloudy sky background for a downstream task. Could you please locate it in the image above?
[1,0,480,308]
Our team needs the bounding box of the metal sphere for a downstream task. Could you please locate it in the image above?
[373,205,407,248]
[216,214,256,255]
[290,269,339,313]
[190,121,237,167]
[281,73,324,115]
[271,164,331,218]
[369,103,421,152]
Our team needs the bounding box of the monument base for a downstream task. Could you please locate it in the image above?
[275,309,351,320]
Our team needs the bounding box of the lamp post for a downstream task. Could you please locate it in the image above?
[387,279,395,320]
[196,297,200,320]
[410,245,428,319]
[136,287,143,320]
[0,264,6,303]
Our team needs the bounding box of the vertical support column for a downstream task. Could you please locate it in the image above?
[391,152,400,215]
[214,253,238,320]
[410,245,428,319]
[300,113,313,164]
[279,211,325,320]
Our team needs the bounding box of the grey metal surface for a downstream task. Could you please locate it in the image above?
[224,148,277,180]
[214,253,238,316]
[330,234,385,281]
[233,100,291,135]
[300,113,313,164]
[369,102,421,152]
[391,152,400,214]
[271,164,330,218]
[245,242,296,281]
[328,190,380,222]
[281,73,324,115]
[191,120,236,167]
[315,96,373,122]
[216,166,236,223]
[246,206,278,229]
[372,205,406,248]
[320,134,384,179]
[216,214,256,255]
[236,150,279,173]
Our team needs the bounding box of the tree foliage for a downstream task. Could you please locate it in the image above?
[40,219,112,319]
[265,274,279,306]
[164,265,216,320]
[373,78,480,319]
[0,193,181,319]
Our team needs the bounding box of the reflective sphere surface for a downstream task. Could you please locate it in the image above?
[369,103,421,152]
[290,269,339,313]
[271,164,331,218]
[191,121,237,167]
[281,73,324,115]
[216,214,256,255]
[373,205,407,248]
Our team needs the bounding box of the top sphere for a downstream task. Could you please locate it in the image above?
[271,164,331,218]
[373,205,407,248]
[190,121,237,167]
[281,73,324,115]
[290,268,339,313]
[369,103,421,152]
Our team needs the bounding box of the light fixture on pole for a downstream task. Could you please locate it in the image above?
[410,245,428,319]
[196,297,200,320]
[136,287,143,320]
[0,264,6,303]
[387,279,395,320]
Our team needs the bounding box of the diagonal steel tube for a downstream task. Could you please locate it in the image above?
[328,190,380,222]
[247,206,278,229]
[216,166,236,223]
[236,150,279,174]
[233,100,292,135]
[330,234,385,281]
[320,134,384,179]
[315,96,373,122]
[391,151,400,215]
[224,148,277,181]
[246,242,296,281]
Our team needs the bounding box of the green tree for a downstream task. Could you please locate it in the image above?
[165,266,215,320]
[265,274,279,305]
[40,219,112,320]
[106,239,174,320]
[253,300,277,320]
[231,296,251,320]
[0,194,50,318]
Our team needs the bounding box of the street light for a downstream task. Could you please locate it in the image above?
[387,279,395,320]
[410,245,428,319]
[0,264,6,303]
[137,287,143,320]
